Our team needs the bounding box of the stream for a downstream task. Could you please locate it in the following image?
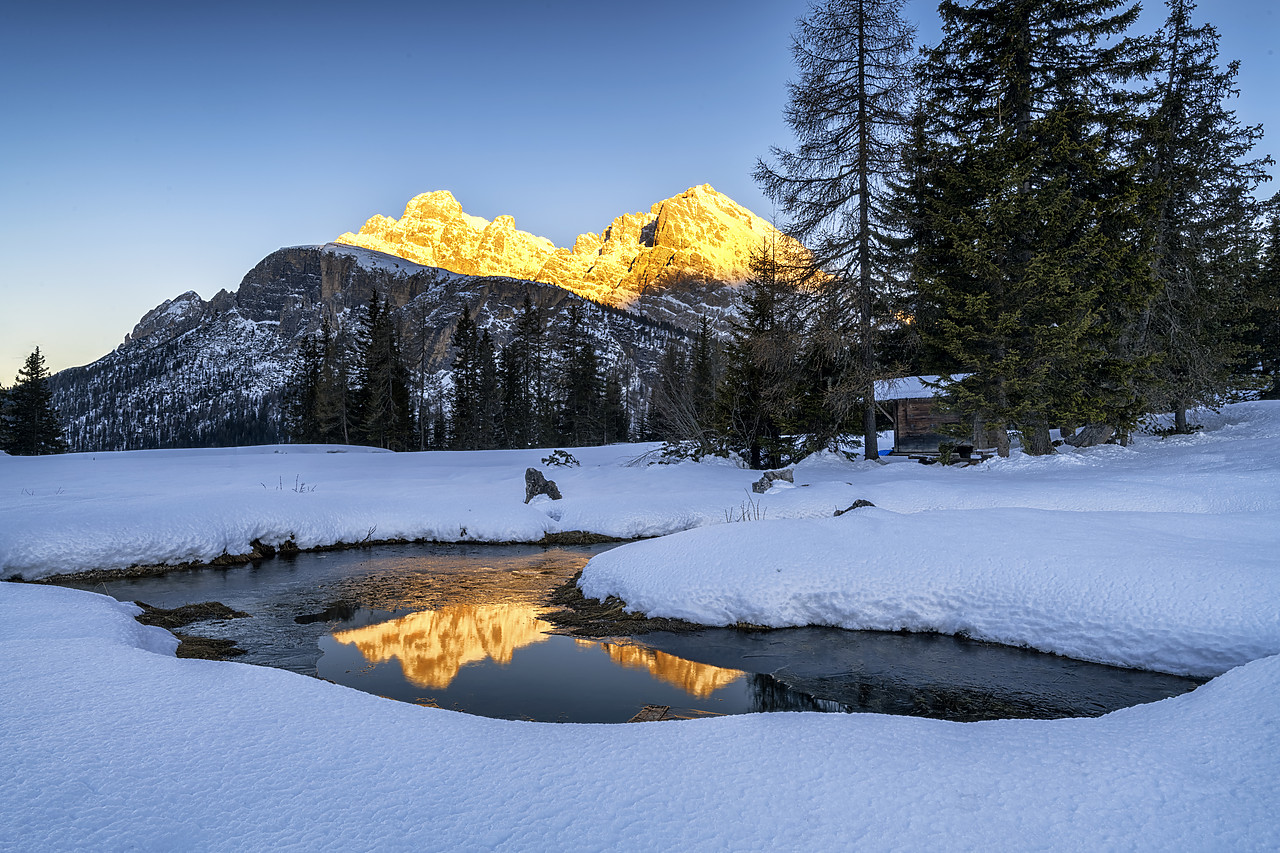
[62,543,1204,723]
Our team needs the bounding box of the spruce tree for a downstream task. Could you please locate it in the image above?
[756,0,917,459]
[555,303,604,446]
[913,0,1156,454]
[1248,213,1280,398]
[449,305,483,450]
[4,348,69,456]
[352,293,414,450]
[1135,0,1274,430]
[499,295,549,448]
[284,332,325,443]
[715,243,806,469]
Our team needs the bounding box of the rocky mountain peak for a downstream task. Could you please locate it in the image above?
[336,184,803,307]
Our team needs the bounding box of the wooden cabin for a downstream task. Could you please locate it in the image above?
[875,376,969,457]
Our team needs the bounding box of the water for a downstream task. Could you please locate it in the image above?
[65,543,1204,723]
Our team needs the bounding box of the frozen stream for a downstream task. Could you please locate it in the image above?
[62,543,1203,723]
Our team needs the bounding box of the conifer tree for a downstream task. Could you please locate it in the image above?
[449,305,483,450]
[0,383,9,452]
[4,348,69,456]
[1248,213,1280,398]
[1134,0,1274,430]
[499,295,550,448]
[602,368,631,444]
[756,0,917,459]
[716,244,806,468]
[912,0,1156,454]
[477,329,502,448]
[555,303,604,446]
[352,293,414,450]
[649,337,694,441]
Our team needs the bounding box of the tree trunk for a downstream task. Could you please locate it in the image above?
[1024,422,1056,456]
[993,423,1011,458]
[1174,406,1188,434]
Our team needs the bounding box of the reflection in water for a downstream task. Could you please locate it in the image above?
[592,641,744,698]
[331,602,746,698]
[332,603,552,689]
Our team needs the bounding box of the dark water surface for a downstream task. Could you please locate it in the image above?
[66,543,1203,723]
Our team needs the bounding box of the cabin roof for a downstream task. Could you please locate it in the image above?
[874,375,965,401]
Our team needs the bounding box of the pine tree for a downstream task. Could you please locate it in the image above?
[1134,0,1274,430]
[0,383,10,452]
[284,332,325,443]
[716,243,807,468]
[756,0,917,459]
[499,295,549,448]
[555,303,604,446]
[649,337,694,441]
[477,329,502,449]
[1247,213,1280,398]
[4,348,69,456]
[352,293,414,450]
[913,0,1157,455]
[449,305,483,450]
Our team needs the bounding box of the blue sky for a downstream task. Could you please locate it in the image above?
[1,0,1275,380]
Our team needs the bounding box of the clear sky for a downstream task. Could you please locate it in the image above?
[1,0,1275,381]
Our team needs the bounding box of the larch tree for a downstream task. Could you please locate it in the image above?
[756,0,917,459]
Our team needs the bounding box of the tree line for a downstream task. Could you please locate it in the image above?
[749,0,1277,458]
[285,293,631,451]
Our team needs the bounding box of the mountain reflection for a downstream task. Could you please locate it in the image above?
[589,641,745,698]
[332,603,553,689]
[332,603,745,696]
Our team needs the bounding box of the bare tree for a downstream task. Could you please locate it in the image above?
[756,0,916,459]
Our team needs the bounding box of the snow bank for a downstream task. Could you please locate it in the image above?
[2,582,1276,851]
[578,508,1280,676]
[576,402,1280,677]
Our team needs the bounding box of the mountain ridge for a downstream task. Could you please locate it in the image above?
[336,184,797,307]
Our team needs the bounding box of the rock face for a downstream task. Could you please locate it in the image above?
[50,243,700,452]
[336,185,802,308]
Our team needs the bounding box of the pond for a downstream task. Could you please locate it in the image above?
[64,543,1204,723]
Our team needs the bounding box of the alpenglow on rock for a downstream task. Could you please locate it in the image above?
[335,185,805,307]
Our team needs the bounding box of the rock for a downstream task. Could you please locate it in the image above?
[834,499,876,516]
[751,468,794,494]
[335,184,808,310]
[525,468,562,503]
[1064,423,1115,448]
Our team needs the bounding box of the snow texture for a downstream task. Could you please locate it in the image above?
[1,581,1277,851]
[2,402,1279,848]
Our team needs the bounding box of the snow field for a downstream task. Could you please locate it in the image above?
[2,401,1279,848]
[1,581,1277,851]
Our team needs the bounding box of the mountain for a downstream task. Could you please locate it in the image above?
[336,184,798,309]
[51,187,791,452]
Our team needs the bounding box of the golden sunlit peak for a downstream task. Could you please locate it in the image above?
[334,185,808,308]
[332,603,552,690]
[596,641,745,698]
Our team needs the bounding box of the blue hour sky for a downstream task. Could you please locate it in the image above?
[1,0,1275,380]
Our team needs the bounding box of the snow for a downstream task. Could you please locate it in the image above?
[2,401,1279,848]
[1,581,1277,850]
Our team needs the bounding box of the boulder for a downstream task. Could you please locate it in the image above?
[524,468,562,503]
[751,468,794,494]
[1064,423,1115,448]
